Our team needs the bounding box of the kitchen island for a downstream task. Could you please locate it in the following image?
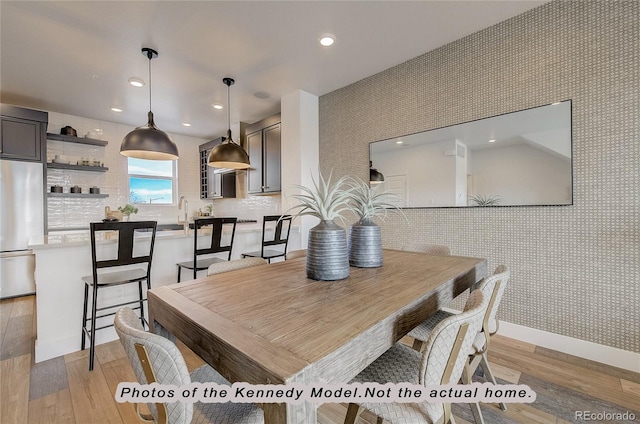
[29,222,300,363]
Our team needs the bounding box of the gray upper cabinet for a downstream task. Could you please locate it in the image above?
[246,113,281,194]
[0,104,48,162]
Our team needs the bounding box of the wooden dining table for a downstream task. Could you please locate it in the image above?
[148,249,486,424]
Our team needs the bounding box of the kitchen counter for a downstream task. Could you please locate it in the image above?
[30,222,300,363]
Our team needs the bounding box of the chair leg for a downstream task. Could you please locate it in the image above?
[89,284,98,371]
[480,353,506,411]
[193,266,197,280]
[344,403,361,424]
[81,283,89,350]
[177,265,181,283]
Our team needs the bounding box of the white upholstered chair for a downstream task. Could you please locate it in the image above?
[114,307,264,424]
[285,249,307,260]
[408,265,511,423]
[207,257,267,276]
[344,289,488,424]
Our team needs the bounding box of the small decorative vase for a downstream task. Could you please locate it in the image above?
[349,218,383,268]
[306,220,350,281]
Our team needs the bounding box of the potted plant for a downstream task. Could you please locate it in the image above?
[348,177,403,267]
[469,194,501,206]
[287,171,353,281]
[118,204,139,221]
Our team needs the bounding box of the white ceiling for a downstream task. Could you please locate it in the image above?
[1,1,546,140]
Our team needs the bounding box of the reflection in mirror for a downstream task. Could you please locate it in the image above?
[369,100,572,207]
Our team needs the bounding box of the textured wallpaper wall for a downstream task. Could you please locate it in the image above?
[319,1,639,352]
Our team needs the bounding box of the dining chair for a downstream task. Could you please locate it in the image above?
[114,307,264,424]
[344,289,488,424]
[81,220,157,371]
[207,257,267,276]
[241,215,292,263]
[285,249,307,260]
[408,265,511,423]
[176,217,237,282]
[403,242,451,256]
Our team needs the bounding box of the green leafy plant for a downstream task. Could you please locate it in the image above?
[469,194,501,206]
[286,170,353,222]
[348,177,403,222]
[118,204,139,216]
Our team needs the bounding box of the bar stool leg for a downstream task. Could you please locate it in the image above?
[81,283,89,350]
[89,284,99,371]
[138,280,145,329]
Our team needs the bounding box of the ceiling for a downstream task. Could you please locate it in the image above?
[1,1,546,140]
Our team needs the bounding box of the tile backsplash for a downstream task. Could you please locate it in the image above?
[45,111,280,230]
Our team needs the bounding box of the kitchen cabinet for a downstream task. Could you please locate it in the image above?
[0,104,48,162]
[245,113,281,194]
[199,137,236,199]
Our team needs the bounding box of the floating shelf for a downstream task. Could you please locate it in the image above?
[47,162,109,172]
[47,193,109,199]
[47,133,108,146]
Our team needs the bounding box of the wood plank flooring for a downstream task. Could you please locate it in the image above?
[1,295,638,423]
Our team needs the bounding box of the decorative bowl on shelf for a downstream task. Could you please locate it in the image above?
[70,185,82,194]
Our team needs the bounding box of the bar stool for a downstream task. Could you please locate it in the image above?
[81,220,157,371]
[242,215,292,263]
[176,217,237,282]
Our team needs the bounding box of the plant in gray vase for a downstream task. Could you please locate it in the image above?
[348,178,403,267]
[286,171,353,281]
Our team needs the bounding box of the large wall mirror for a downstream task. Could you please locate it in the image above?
[369,100,572,207]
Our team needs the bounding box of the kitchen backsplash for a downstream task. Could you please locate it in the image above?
[45,111,280,231]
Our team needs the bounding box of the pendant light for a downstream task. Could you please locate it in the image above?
[120,47,179,160]
[369,161,384,184]
[208,77,250,169]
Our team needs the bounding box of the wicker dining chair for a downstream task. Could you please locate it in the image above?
[344,289,488,424]
[207,257,267,276]
[408,265,511,423]
[115,307,264,424]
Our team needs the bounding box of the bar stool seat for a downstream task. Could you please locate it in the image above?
[81,220,157,371]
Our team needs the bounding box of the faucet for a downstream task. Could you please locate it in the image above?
[178,196,189,232]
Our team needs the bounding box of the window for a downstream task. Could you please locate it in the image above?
[127,158,176,204]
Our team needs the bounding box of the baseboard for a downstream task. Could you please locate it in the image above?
[441,307,639,374]
[497,320,640,374]
[35,328,119,363]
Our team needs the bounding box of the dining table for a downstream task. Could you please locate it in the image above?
[148,248,487,424]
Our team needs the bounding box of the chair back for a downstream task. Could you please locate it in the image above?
[403,242,451,256]
[115,307,192,424]
[193,217,237,261]
[89,221,157,282]
[474,265,510,335]
[207,257,267,276]
[260,215,292,256]
[418,289,488,423]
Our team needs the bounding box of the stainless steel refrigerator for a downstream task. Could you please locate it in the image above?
[0,159,44,299]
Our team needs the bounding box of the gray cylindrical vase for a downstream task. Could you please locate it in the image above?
[306,220,350,281]
[349,218,383,268]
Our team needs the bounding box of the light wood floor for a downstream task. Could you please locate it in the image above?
[1,295,638,423]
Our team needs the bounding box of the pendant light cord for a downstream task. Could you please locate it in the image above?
[227,83,231,132]
[148,55,152,112]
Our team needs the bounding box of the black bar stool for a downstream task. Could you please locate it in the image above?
[176,217,237,282]
[81,220,157,371]
[242,215,292,263]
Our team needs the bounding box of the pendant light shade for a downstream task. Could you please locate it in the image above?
[208,77,250,169]
[369,161,384,184]
[120,48,179,160]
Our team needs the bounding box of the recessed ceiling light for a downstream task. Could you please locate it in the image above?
[111,107,123,113]
[488,139,496,143]
[319,33,335,47]
[182,123,191,127]
[128,77,145,87]
[212,103,223,110]
[396,140,403,144]
[254,91,270,99]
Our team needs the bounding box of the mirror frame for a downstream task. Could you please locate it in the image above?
[369,100,574,208]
